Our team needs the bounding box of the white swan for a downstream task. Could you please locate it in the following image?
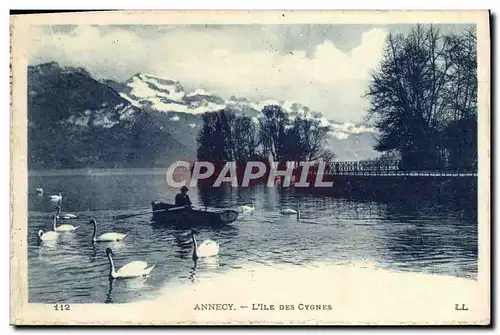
[49,192,62,202]
[237,200,255,214]
[37,229,58,243]
[191,229,219,259]
[106,248,155,279]
[55,206,78,220]
[281,201,299,216]
[52,213,78,232]
[90,219,128,242]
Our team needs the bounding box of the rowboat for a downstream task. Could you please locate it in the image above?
[151,201,239,227]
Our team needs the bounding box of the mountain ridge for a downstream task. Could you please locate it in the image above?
[28,62,380,169]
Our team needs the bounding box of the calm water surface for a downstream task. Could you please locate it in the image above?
[27,170,477,303]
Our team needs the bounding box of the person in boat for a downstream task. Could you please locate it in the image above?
[175,186,193,208]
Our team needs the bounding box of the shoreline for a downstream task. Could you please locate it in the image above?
[28,168,172,177]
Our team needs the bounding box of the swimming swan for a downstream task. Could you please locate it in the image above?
[191,229,219,259]
[37,229,58,243]
[106,248,155,279]
[281,201,300,216]
[53,213,78,232]
[90,219,128,242]
[55,206,78,220]
[49,192,62,203]
[237,200,255,214]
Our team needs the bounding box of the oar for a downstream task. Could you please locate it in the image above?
[112,206,187,221]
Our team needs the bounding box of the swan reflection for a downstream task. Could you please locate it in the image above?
[105,274,150,303]
[188,256,220,283]
[105,278,114,304]
[200,256,220,268]
[87,245,98,263]
[188,260,197,283]
[37,239,58,249]
[123,276,149,290]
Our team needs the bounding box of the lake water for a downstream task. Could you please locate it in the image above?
[27,170,478,304]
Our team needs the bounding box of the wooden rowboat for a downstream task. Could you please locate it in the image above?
[151,201,239,227]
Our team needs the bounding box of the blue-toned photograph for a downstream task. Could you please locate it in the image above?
[26,22,480,312]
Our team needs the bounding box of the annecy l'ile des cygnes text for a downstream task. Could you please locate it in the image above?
[12,12,489,326]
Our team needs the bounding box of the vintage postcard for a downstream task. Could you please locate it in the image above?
[10,10,490,325]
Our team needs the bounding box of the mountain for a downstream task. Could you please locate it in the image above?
[114,73,324,119]
[326,122,380,161]
[28,62,194,169]
[28,62,380,169]
[112,72,381,160]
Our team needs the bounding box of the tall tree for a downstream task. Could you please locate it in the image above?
[197,105,336,167]
[443,27,477,122]
[215,108,237,161]
[258,105,288,161]
[282,117,334,163]
[233,116,260,164]
[196,111,221,162]
[365,24,476,170]
[442,27,477,170]
[197,109,256,165]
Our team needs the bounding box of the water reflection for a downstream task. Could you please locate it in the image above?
[189,256,220,283]
[171,230,194,259]
[27,172,478,303]
[200,256,220,268]
[189,260,197,283]
[35,240,59,256]
[106,278,114,304]
[29,173,177,212]
[197,184,237,208]
[87,244,98,263]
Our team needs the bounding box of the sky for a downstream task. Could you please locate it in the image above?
[29,24,472,122]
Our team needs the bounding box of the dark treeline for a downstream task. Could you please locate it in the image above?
[365,25,477,171]
[196,105,334,169]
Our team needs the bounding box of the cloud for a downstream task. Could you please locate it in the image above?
[29,25,388,122]
[330,131,350,140]
[327,121,378,141]
[330,122,377,134]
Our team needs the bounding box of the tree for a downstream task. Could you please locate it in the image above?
[196,105,336,169]
[215,108,237,161]
[282,117,334,163]
[442,27,477,170]
[443,27,477,122]
[443,113,477,171]
[233,116,260,165]
[197,111,224,163]
[258,105,288,161]
[365,24,477,170]
[197,109,257,165]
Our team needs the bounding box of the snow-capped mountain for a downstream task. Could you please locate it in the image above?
[28,63,194,169]
[113,72,378,142]
[28,62,380,169]
[113,73,228,115]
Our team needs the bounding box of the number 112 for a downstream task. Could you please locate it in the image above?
[54,304,70,311]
